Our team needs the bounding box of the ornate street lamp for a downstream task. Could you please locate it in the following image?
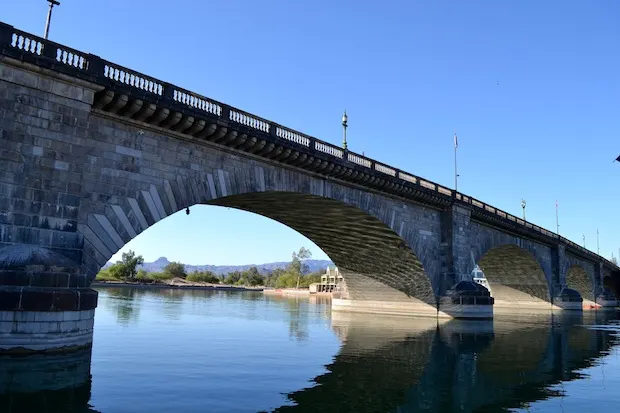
[521,199,526,221]
[44,0,60,40]
[342,111,348,150]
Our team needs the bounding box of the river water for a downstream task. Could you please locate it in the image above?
[1,287,620,412]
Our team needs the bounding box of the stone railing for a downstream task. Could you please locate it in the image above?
[0,21,615,271]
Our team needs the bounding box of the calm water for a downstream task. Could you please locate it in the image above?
[2,288,620,412]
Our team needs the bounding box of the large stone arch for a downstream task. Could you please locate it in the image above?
[469,222,554,307]
[77,115,442,304]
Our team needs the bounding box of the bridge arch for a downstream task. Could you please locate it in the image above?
[565,263,596,303]
[81,187,436,304]
[474,244,552,306]
[467,220,555,307]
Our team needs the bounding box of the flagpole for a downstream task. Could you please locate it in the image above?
[556,200,559,235]
[454,132,458,192]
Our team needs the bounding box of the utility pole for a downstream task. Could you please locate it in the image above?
[555,200,559,235]
[521,199,527,221]
[454,132,459,192]
[44,0,61,40]
[341,111,348,150]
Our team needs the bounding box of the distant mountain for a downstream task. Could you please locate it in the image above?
[104,257,333,275]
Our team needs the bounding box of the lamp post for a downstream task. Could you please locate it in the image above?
[341,111,348,150]
[44,0,60,40]
[555,200,559,235]
[597,229,600,254]
[583,234,586,248]
[454,132,459,192]
[521,199,526,221]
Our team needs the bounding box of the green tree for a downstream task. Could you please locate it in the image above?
[264,268,285,287]
[186,270,220,283]
[290,247,312,289]
[107,250,144,280]
[164,261,186,279]
[224,271,242,285]
[298,271,322,288]
[241,266,264,286]
[275,272,297,288]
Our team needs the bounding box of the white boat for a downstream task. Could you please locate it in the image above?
[471,264,491,295]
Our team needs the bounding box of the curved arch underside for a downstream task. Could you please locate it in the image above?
[566,265,594,302]
[478,244,551,305]
[208,192,435,303]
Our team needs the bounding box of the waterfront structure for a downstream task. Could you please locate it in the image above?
[0,22,619,352]
[309,267,343,294]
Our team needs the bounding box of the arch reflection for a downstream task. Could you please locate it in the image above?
[273,311,619,412]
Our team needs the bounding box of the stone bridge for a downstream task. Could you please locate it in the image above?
[0,22,619,352]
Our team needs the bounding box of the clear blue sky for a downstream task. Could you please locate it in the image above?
[4,0,619,265]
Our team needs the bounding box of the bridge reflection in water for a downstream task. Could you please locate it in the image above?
[272,311,620,413]
[0,309,618,413]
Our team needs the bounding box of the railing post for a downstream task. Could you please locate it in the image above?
[220,105,230,122]
[162,82,175,102]
[86,54,105,77]
[0,23,14,49]
[42,39,57,60]
[269,123,278,139]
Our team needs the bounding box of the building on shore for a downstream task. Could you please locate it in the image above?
[309,267,343,294]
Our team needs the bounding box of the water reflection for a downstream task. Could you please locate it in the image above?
[273,311,620,412]
[2,288,619,413]
[0,348,97,413]
[101,288,145,326]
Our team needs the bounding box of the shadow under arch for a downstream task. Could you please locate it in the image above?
[86,191,435,304]
[566,264,595,303]
[204,192,435,303]
[477,244,551,306]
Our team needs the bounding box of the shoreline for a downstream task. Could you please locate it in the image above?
[91,281,263,292]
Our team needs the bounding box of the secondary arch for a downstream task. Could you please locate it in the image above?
[477,244,552,307]
[565,264,595,303]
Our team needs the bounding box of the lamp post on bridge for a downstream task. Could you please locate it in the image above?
[583,234,586,248]
[555,200,559,235]
[597,229,600,255]
[43,0,60,40]
[454,132,459,192]
[342,111,348,151]
[521,199,526,221]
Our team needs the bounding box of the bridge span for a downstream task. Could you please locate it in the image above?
[0,22,619,353]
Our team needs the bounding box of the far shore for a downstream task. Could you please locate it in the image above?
[91,281,263,292]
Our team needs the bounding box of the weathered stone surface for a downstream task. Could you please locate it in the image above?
[0,56,611,316]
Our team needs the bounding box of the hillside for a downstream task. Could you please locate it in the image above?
[104,257,333,275]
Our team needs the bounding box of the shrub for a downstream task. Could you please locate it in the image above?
[149,272,174,281]
[186,271,220,283]
[95,269,120,281]
[164,262,186,279]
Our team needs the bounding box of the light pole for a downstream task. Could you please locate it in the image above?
[44,0,60,40]
[341,111,348,150]
[597,229,600,254]
[521,199,526,221]
[583,234,586,248]
[454,132,459,192]
[555,200,559,235]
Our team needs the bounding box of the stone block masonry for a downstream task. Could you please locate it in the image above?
[0,26,618,353]
[0,58,100,353]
